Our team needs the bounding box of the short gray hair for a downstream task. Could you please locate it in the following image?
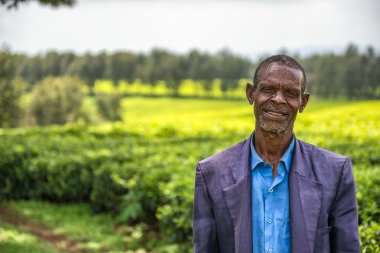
[253,55,307,94]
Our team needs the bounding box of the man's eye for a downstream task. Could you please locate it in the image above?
[261,88,274,93]
[285,91,299,98]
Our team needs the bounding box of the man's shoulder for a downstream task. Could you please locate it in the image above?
[298,139,349,163]
[198,139,247,171]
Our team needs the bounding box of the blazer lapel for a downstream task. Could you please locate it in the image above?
[289,140,322,253]
[222,134,253,253]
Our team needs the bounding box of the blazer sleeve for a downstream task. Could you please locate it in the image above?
[329,158,360,252]
[193,162,219,253]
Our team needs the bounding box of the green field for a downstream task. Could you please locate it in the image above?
[1,97,380,252]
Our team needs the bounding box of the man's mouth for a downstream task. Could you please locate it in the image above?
[266,111,286,116]
[265,110,288,117]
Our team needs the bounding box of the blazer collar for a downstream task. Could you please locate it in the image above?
[230,132,252,183]
[290,138,310,178]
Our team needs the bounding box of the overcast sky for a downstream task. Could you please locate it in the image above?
[1,0,379,59]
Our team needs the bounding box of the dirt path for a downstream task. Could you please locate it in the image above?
[0,204,88,253]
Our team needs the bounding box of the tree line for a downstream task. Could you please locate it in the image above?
[13,48,251,95]
[302,45,380,99]
[1,44,379,128]
[10,44,380,99]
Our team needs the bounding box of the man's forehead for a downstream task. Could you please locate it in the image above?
[259,62,303,84]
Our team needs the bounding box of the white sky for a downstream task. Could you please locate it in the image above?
[0,0,379,59]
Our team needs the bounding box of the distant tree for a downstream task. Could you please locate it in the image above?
[105,52,137,83]
[139,48,186,95]
[0,0,75,9]
[16,54,43,83]
[42,51,61,76]
[362,46,380,98]
[59,51,76,74]
[341,44,362,99]
[186,49,217,80]
[0,48,25,127]
[17,51,76,82]
[314,54,342,98]
[216,48,251,89]
[30,76,85,125]
[67,53,105,86]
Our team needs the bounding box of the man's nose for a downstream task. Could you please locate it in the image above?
[271,90,287,104]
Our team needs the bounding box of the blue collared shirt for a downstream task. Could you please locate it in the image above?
[250,135,295,253]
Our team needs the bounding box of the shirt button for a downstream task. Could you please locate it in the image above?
[268,218,272,224]
[268,188,273,193]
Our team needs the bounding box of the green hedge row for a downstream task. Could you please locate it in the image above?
[0,124,379,251]
[0,125,232,244]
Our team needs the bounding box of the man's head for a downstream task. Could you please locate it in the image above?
[253,55,307,94]
[246,55,309,135]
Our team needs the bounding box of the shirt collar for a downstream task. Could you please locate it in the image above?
[250,134,295,172]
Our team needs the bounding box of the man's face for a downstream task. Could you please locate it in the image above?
[247,63,309,134]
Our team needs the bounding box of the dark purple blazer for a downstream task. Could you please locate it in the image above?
[193,134,360,253]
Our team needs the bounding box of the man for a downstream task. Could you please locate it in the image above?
[192,55,360,253]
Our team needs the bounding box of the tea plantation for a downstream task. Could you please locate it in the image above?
[0,98,379,252]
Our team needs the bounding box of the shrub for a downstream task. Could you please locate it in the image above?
[30,76,85,125]
[93,80,122,121]
[0,49,26,128]
[90,162,127,213]
[95,93,122,121]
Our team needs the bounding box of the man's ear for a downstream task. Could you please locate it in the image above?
[246,83,255,105]
[299,93,310,113]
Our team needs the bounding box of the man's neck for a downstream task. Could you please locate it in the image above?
[253,127,293,177]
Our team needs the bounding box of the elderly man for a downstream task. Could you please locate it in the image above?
[192,55,360,253]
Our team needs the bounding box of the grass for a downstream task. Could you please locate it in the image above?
[2,201,188,253]
[0,221,59,253]
[4,201,146,253]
